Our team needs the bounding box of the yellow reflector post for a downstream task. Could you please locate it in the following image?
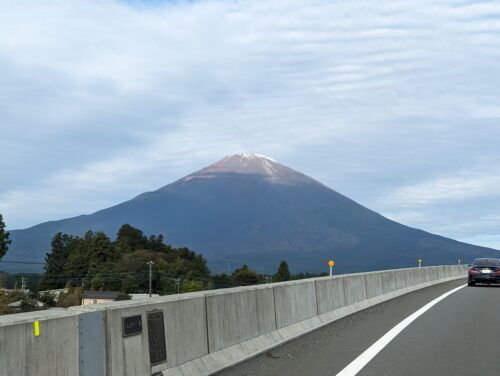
[34,321,40,337]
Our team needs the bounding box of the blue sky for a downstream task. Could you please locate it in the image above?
[1,0,500,249]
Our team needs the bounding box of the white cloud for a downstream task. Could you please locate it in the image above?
[379,171,500,206]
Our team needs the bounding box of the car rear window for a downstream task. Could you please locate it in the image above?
[473,259,500,267]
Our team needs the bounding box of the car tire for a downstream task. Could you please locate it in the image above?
[468,281,475,286]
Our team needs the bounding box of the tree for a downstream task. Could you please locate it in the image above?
[232,264,258,286]
[181,280,204,292]
[211,273,233,289]
[38,291,57,307]
[90,274,105,291]
[274,260,291,282]
[87,231,117,273]
[0,214,11,260]
[121,273,139,294]
[57,287,82,308]
[0,290,42,314]
[115,294,131,301]
[41,233,72,289]
[116,224,147,252]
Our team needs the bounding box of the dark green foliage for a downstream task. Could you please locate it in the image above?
[90,274,105,290]
[87,231,117,272]
[232,264,259,286]
[211,273,234,289]
[292,272,329,280]
[37,291,56,307]
[0,290,43,314]
[274,260,291,282]
[116,224,148,252]
[41,233,72,288]
[181,280,204,292]
[0,213,11,260]
[40,224,211,296]
[114,294,131,301]
[57,287,83,308]
[121,273,140,293]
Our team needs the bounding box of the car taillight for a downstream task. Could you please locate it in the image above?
[469,268,480,275]
[495,269,500,275]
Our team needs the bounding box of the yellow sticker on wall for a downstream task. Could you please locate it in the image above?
[34,321,40,337]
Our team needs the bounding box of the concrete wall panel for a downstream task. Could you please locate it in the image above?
[273,281,317,328]
[164,296,208,367]
[381,271,397,294]
[206,286,276,352]
[413,268,424,285]
[315,277,346,314]
[364,272,383,299]
[0,313,79,376]
[343,274,367,305]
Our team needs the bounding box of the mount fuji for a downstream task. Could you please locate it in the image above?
[4,154,499,273]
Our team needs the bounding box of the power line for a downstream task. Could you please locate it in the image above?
[0,260,45,265]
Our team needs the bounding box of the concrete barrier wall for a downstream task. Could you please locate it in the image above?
[0,265,467,376]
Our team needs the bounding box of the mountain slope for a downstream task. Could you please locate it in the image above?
[4,154,499,273]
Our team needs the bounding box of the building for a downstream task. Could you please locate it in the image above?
[81,291,120,305]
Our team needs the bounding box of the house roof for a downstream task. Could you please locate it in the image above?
[82,291,120,300]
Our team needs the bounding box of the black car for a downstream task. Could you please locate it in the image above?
[468,258,500,286]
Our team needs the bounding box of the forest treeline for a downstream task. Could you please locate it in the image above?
[37,224,326,295]
[40,224,211,294]
[0,220,328,314]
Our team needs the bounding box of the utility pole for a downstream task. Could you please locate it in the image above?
[21,275,26,292]
[147,261,154,298]
[174,278,181,294]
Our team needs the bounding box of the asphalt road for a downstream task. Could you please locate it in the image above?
[217,278,500,376]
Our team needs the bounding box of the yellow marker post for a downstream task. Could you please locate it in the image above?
[418,259,422,268]
[34,320,40,337]
[328,260,335,276]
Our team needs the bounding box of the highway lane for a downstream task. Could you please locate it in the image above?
[217,278,498,376]
[357,283,500,376]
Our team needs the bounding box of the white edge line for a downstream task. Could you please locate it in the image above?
[336,284,467,376]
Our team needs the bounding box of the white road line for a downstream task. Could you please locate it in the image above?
[336,284,467,376]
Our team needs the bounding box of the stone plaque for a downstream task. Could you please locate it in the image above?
[122,315,142,337]
[147,311,167,365]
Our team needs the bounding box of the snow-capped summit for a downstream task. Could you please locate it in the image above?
[177,153,316,185]
[236,153,277,163]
